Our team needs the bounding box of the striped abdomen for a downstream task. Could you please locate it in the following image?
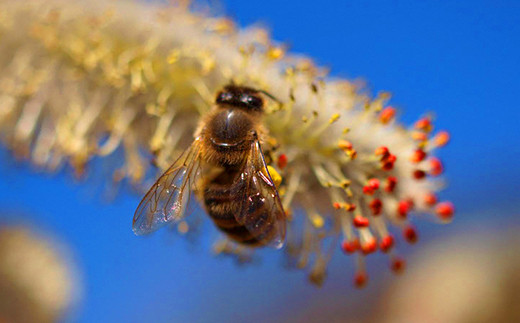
[203,167,275,246]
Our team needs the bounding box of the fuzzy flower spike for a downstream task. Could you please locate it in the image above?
[0,0,454,287]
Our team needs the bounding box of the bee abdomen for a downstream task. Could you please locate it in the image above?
[203,182,274,246]
[206,206,261,245]
[203,181,242,227]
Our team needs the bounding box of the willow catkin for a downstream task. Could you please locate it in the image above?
[0,0,454,287]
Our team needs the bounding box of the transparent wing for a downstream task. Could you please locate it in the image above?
[235,138,287,248]
[133,139,202,236]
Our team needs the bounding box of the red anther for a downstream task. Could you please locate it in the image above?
[380,107,396,124]
[353,215,370,228]
[385,176,398,192]
[410,149,427,163]
[405,198,415,210]
[391,257,406,273]
[381,154,396,171]
[434,130,450,147]
[363,185,375,195]
[424,192,437,206]
[361,238,377,254]
[345,204,357,212]
[367,178,380,190]
[277,153,288,169]
[375,146,389,157]
[354,271,368,288]
[435,201,455,220]
[411,131,428,142]
[397,200,410,218]
[333,202,342,210]
[338,140,353,151]
[369,199,383,215]
[348,149,358,160]
[415,117,432,132]
[380,235,395,252]
[382,161,395,171]
[341,239,359,254]
[403,225,418,244]
[413,169,426,180]
[384,154,397,163]
[429,157,444,176]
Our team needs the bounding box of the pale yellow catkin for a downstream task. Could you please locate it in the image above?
[0,0,453,286]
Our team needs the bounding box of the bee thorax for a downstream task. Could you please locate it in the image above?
[209,109,253,145]
[202,109,255,166]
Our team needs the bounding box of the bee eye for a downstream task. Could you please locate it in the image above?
[216,92,231,104]
[244,95,263,111]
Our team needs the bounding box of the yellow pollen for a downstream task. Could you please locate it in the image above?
[329,113,340,124]
[266,165,282,188]
[310,213,325,229]
[267,46,285,60]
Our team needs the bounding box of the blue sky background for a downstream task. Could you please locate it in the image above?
[1,1,519,322]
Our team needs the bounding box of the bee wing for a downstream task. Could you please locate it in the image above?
[234,138,287,249]
[133,139,202,236]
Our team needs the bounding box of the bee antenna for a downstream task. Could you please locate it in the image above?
[258,89,282,105]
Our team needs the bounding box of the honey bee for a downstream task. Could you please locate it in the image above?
[133,84,286,248]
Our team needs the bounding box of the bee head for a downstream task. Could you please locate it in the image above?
[216,85,264,112]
